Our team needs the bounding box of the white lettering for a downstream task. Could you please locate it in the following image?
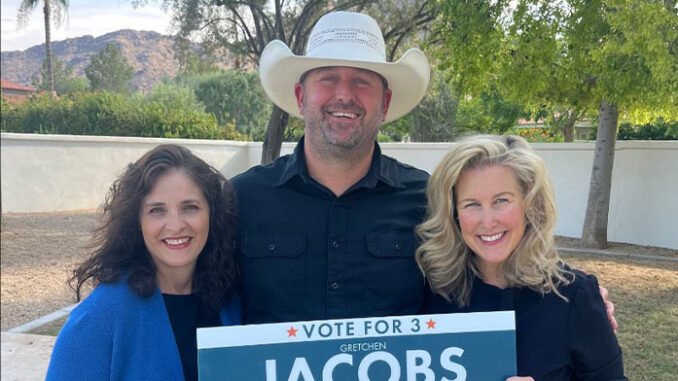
[358,351,400,381]
[406,350,434,381]
[288,357,314,381]
[322,353,353,381]
[266,359,277,381]
[440,347,466,381]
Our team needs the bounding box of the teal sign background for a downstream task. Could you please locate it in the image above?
[198,312,516,381]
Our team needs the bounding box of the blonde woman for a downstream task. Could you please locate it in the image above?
[417,135,626,380]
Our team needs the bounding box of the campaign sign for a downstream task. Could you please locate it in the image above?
[198,311,515,381]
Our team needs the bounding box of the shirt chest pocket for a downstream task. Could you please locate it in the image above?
[365,231,425,314]
[241,231,307,312]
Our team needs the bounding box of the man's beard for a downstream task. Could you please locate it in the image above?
[304,101,383,159]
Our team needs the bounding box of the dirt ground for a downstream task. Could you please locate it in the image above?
[1,210,677,331]
[1,211,98,330]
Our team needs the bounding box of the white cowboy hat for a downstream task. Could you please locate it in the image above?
[259,11,430,123]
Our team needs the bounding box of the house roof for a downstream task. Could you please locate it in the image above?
[1,79,36,92]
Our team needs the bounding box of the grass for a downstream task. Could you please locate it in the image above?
[564,254,678,381]
[29,315,68,336]
[28,254,677,380]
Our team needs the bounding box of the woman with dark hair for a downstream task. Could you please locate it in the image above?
[417,135,626,380]
[46,144,240,381]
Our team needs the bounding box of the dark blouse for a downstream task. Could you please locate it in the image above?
[424,271,627,381]
[163,294,222,381]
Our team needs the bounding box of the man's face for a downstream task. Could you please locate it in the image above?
[294,66,392,156]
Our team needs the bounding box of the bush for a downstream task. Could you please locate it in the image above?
[0,88,247,140]
[617,119,678,140]
[588,119,678,140]
[507,127,564,143]
[1,93,75,134]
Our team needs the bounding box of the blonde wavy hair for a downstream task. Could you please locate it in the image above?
[416,135,572,307]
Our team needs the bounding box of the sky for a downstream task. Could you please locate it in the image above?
[1,0,173,52]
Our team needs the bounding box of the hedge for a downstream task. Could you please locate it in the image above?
[1,87,246,140]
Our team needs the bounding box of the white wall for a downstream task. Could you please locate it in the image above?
[1,134,249,213]
[2,133,677,249]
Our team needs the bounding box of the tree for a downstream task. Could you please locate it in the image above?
[17,0,69,94]
[177,50,220,75]
[574,0,677,247]
[433,1,591,142]
[174,69,272,139]
[33,58,89,95]
[435,0,677,248]
[383,71,462,142]
[84,43,135,93]
[135,0,435,163]
[193,70,271,140]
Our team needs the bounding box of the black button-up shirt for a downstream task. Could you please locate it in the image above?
[232,138,429,324]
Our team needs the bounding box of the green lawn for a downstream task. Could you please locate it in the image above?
[565,255,678,381]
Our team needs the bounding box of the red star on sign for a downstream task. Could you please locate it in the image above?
[287,326,298,337]
[426,319,436,329]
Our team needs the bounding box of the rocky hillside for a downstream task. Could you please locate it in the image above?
[1,30,231,92]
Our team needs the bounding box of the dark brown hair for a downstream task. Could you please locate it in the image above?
[71,144,238,311]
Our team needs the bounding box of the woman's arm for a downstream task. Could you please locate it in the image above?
[45,298,113,380]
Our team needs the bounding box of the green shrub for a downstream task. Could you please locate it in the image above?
[506,126,564,142]
[0,88,247,140]
[1,93,72,134]
[588,119,678,140]
[617,119,678,140]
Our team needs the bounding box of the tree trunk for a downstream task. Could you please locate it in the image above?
[563,110,578,142]
[43,0,55,94]
[581,101,618,248]
[261,105,290,164]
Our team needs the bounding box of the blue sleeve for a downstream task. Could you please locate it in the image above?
[45,299,113,380]
[568,274,627,381]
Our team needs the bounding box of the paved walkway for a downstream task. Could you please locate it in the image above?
[1,332,56,381]
[1,305,75,380]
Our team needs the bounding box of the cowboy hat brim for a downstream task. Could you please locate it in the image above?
[259,40,430,124]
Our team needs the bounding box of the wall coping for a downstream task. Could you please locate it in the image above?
[4,132,676,151]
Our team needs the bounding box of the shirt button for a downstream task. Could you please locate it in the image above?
[268,243,276,251]
[330,282,340,290]
[395,243,402,250]
[332,241,339,248]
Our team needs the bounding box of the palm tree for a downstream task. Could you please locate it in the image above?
[17,0,70,94]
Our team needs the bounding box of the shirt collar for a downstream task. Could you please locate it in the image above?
[275,137,405,190]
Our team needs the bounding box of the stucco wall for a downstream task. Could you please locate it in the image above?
[2,133,677,249]
[1,134,249,213]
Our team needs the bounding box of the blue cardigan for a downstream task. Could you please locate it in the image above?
[46,280,240,381]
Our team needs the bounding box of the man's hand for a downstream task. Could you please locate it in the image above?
[600,286,618,332]
[506,377,534,381]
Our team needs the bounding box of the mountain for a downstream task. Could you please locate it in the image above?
[1,30,232,92]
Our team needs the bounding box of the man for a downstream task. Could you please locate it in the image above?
[232,11,616,333]
[232,11,430,324]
